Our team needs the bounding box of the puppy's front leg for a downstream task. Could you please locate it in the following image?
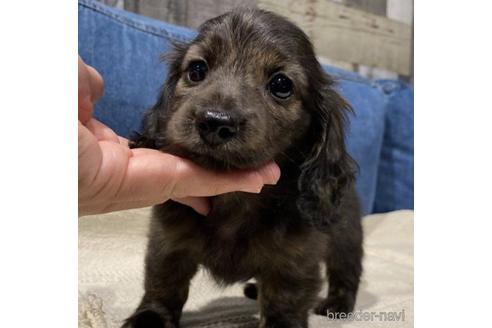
[314,206,363,318]
[123,250,198,328]
[258,267,321,328]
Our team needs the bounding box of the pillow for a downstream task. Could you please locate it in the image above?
[78,0,196,137]
[78,0,387,215]
[325,68,386,215]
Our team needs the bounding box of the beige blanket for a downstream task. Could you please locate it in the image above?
[79,209,413,328]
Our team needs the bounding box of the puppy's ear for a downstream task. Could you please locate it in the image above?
[129,42,189,150]
[297,76,356,228]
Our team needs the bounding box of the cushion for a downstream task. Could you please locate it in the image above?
[373,80,414,212]
[78,0,196,137]
[325,69,386,215]
[78,0,390,215]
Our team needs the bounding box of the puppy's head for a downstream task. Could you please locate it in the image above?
[134,9,355,223]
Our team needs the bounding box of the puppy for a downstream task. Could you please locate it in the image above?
[124,8,363,328]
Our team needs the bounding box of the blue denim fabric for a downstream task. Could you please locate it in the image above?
[373,80,414,212]
[78,0,196,137]
[335,79,385,215]
[78,0,413,215]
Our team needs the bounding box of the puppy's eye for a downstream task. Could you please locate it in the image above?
[268,74,293,99]
[188,60,208,82]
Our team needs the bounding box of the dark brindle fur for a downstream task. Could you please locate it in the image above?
[124,8,363,328]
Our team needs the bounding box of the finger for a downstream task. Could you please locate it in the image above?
[85,119,121,143]
[113,149,280,205]
[111,150,181,204]
[78,56,104,124]
[173,197,210,216]
[87,65,104,102]
[256,162,282,185]
[78,98,93,124]
[78,57,94,124]
[78,122,104,201]
[169,160,281,198]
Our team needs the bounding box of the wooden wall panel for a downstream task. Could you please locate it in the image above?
[344,0,387,16]
[387,0,413,24]
[258,0,412,75]
[102,0,413,79]
[123,0,255,29]
[123,0,187,26]
[181,0,256,29]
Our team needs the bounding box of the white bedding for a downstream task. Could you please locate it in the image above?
[79,208,413,328]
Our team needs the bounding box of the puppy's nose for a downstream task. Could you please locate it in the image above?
[195,110,238,145]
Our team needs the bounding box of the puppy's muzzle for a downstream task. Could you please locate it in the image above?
[196,110,238,146]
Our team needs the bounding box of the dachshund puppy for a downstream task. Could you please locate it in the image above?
[124,8,363,328]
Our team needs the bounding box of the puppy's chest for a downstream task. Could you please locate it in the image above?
[202,232,255,283]
[200,193,261,280]
[199,192,289,282]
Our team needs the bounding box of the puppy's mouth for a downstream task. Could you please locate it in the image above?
[160,110,271,170]
[163,141,268,171]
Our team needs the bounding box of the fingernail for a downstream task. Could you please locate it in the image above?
[259,162,281,185]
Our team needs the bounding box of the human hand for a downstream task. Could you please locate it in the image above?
[78,57,280,216]
[78,56,103,124]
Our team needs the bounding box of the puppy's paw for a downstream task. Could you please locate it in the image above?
[122,307,179,328]
[313,293,355,318]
